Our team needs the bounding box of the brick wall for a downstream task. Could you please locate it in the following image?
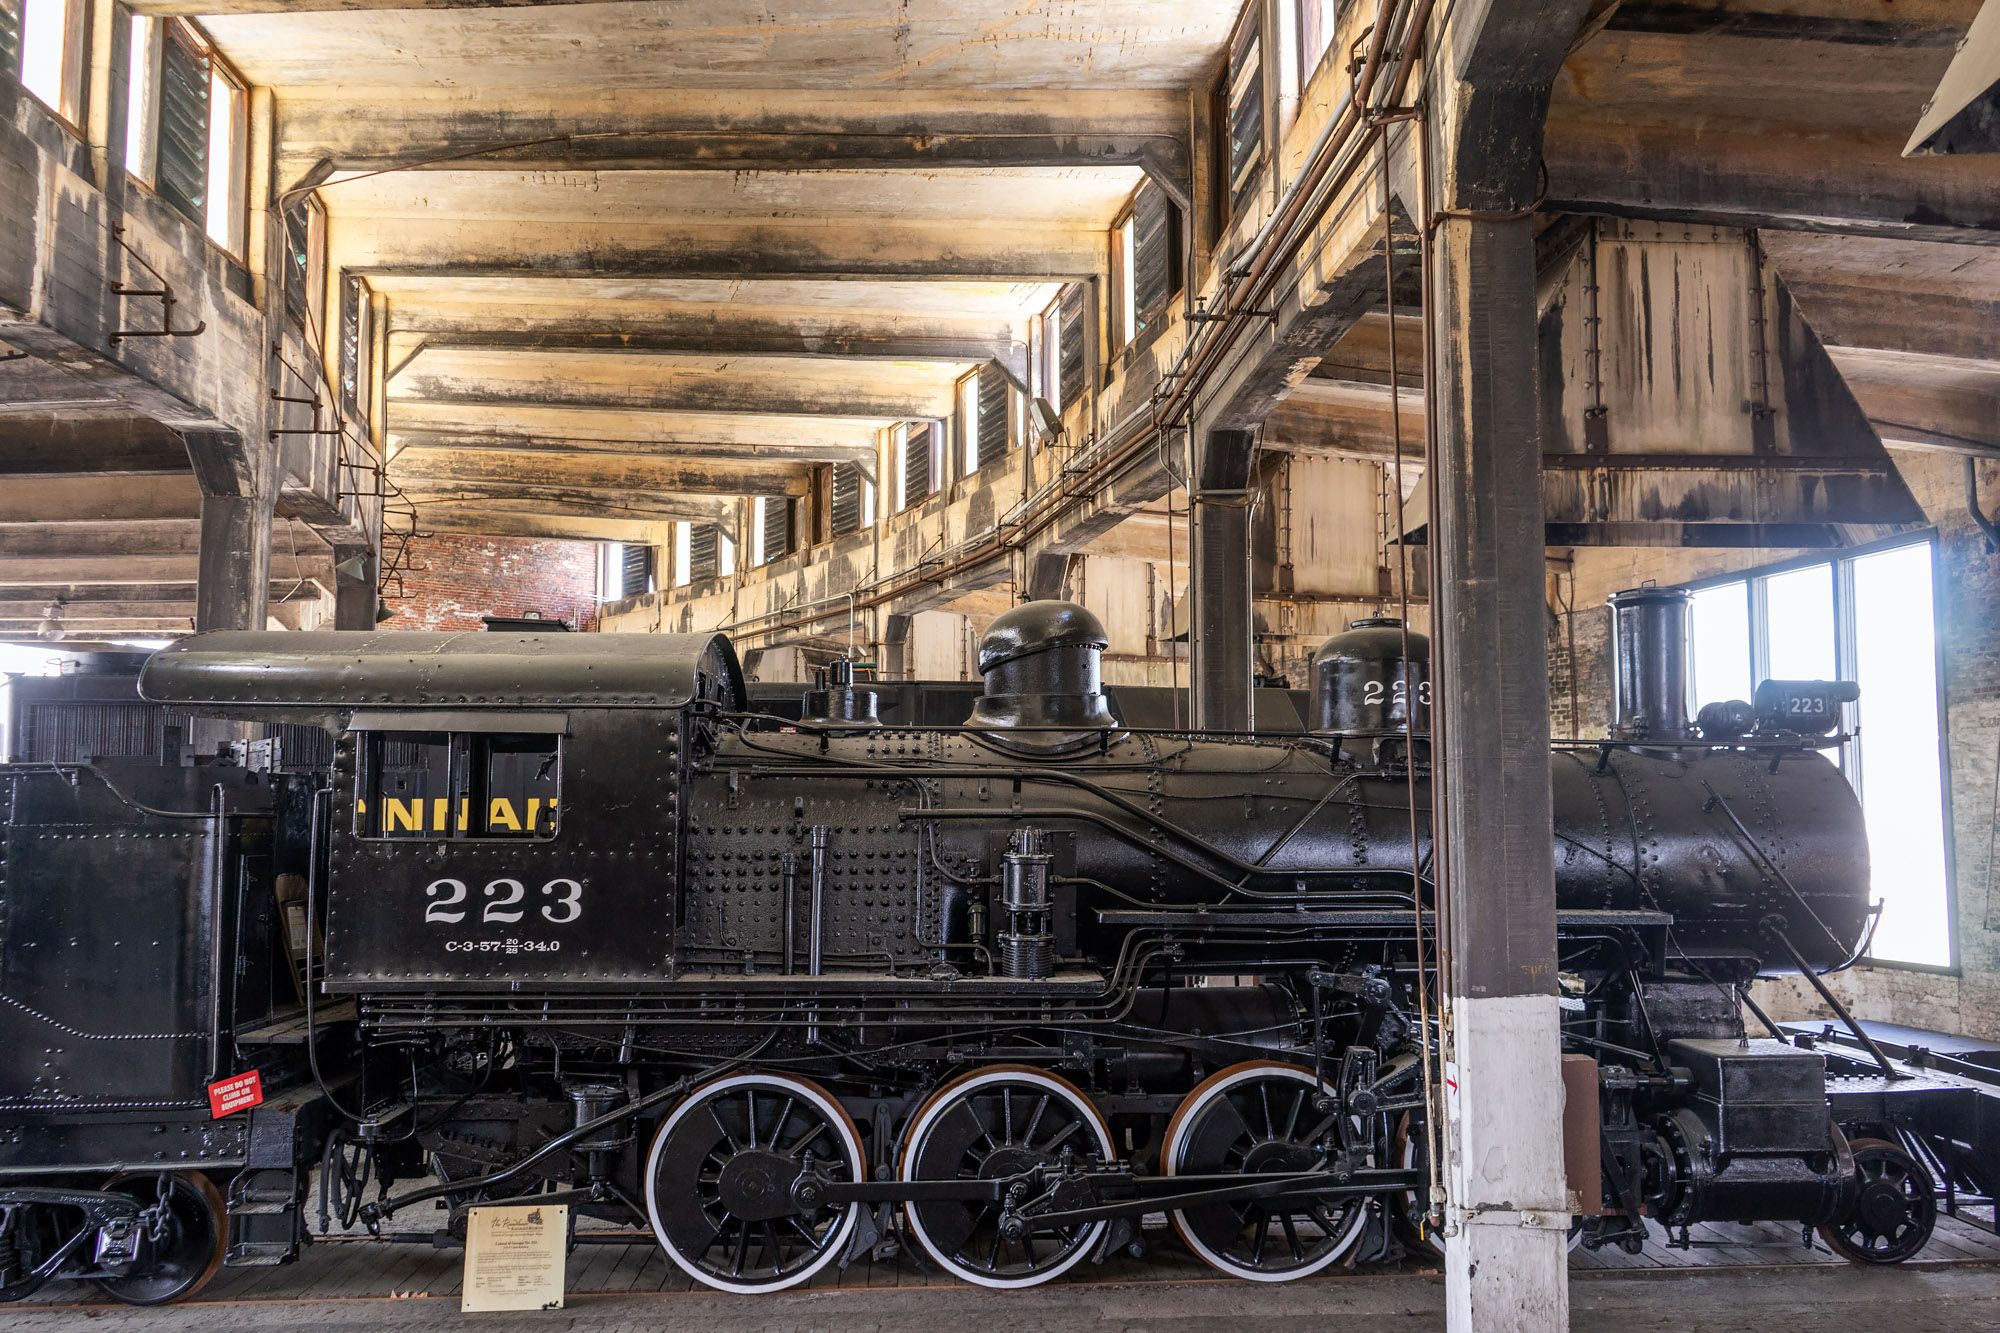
[382,534,602,633]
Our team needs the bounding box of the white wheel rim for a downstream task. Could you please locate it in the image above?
[1164,1063,1370,1282]
[900,1067,1114,1289]
[643,1072,863,1294]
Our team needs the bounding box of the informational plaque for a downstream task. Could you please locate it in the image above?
[461,1204,568,1312]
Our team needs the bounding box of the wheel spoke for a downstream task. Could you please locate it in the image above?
[1024,1094,1050,1148]
[768,1097,795,1150]
[1283,1088,1305,1141]
[1037,1119,1082,1154]
[708,1102,741,1153]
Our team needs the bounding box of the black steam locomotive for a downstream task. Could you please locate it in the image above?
[1,596,1994,1303]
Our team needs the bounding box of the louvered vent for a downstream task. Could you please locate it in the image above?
[1058,285,1086,409]
[340,275,363,419]
[687,524,719,582]
[902,423,933,509]
[1131,181,1180,341]
[619,542,653,597]
[155,25,209,225]
[0,3,20,87]
[760,497,792,564]
[282,206,311,321]
[1223,7,1264,214]
[976,362,1008,464]
[831,463,864,536]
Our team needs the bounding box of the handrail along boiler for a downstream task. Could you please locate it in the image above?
[1,595,1992,1300]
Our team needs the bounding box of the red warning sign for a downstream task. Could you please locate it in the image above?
[208,1069,264,1119]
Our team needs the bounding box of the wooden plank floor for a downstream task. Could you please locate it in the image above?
[14,1208,1999,1307]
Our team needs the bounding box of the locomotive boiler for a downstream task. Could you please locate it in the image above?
[0,595,1987,1303]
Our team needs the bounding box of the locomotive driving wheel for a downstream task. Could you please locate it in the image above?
[643,1072,865,1294]
[93,1172,227,1307]
[1161,1062,1370,1281]
[1817,1138,1937,1265]
[899,1065,1115,1289]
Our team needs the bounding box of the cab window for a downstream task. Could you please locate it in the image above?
[356,731,560,840]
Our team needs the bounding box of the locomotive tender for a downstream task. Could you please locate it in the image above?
[1,595,1993,1302]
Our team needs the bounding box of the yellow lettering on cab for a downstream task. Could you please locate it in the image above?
[487,799,522,832]
[384,798,422,833]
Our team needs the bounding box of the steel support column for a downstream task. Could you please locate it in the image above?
[1189,429,1256,733]
[1430,211,1569,1331]
[195,493,274,632]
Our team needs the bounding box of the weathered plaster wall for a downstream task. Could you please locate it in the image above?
[383,533,600,633]
[1553,451,2000,1036]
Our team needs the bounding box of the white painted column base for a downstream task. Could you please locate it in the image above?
[1443,992,1571,1333]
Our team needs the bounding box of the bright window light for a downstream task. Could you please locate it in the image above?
[1682,542,1953,969]
[125,15,157,179]
[1763,562,1835,681]
[1117,215,1137,347]
[205,65,243,252]
[20,0,72,115]
[1298,0,1337,82]
[1850,543,1951,967]
[673,522,692,588]
[961,377,981,473]
[1688,581,1751,712]
[1044,303,1063,411]
[719,530,737,578]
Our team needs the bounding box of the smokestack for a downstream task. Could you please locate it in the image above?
[1608,585,1691,742]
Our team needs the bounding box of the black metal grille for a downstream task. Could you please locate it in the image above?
[831,463,864,536]
[902,424,933,508]
[154,25,209,225]
[760,497,792,564]
[19,702,164,763]
[1132,181,1180,341]
[1058,285,1086,409]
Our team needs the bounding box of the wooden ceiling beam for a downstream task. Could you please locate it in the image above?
[336,218,1106,284]
[1544,116,2000,243]
[389,443,813,497]
[387,429,875,469]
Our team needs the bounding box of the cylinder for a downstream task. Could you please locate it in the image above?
[1308,617,1430,736]
[1609,586,1691,741]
